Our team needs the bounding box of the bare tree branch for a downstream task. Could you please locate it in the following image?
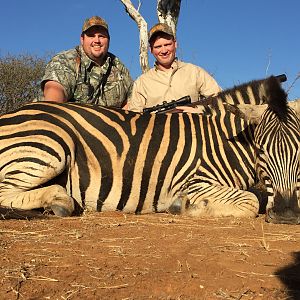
[120,0,182,73]
[120,0,150,73]
[287,72,300,95]
[157,0,181,35]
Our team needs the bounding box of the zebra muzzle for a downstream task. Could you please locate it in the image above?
[265,192,300,224]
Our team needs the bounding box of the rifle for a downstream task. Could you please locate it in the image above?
[142,74,287,114]
[143,95,191,113]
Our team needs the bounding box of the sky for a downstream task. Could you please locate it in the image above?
[1,0,299,100]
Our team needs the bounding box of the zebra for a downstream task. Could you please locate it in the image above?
[0,76,299,224]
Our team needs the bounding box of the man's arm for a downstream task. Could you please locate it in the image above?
[174,66,221,113]
[197,67,222,98]
[43,81,68,103]
[126,79,147,112]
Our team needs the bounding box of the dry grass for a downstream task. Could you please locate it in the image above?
[0,212,299,299]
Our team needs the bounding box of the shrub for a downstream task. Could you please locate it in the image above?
[0,53,48,114]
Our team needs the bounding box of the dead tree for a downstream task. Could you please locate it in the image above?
[120,0,181,73]
[119,0,149,73]
[157,0,181,36]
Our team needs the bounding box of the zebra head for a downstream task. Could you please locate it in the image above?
[253,77,300,224]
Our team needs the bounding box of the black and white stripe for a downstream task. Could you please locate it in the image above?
[0,76,299,223]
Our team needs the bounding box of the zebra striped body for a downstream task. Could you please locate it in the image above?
[0,76,299,223]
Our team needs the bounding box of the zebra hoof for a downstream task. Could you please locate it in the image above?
[51,205,73,217]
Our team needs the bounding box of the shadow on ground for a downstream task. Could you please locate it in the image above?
[275,251,300,299]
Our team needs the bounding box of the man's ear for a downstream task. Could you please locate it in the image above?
[149,45,153,54]
[174,39,177,49]
[80,35,84,45]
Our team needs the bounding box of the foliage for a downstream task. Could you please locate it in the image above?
[0,53,47,114]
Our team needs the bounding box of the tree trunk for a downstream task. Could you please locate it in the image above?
[157,0,181,36]
[119,0,150,73]
[120,0,182,73]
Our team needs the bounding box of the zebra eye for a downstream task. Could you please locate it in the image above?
[255,146,265,156]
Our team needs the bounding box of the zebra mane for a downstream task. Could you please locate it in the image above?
[198,75,288,122]
[265,76,288,122]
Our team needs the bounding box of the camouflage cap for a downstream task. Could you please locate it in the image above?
[148,23,174,42]
[82,16,109,33]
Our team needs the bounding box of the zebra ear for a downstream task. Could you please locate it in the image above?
[236,104,267,124]
[237,99,300,124]
[289,99,300,118]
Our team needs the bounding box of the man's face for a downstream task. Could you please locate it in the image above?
[150,33,177,70]
[81,26,109,65]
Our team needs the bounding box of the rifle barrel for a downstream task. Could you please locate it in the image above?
[143,95,191,113]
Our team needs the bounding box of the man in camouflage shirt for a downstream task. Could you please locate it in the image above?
[41,16,133,107]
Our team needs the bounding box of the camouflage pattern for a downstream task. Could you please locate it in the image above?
[41,46,133,107]
[148,23,174,42]
[82,16,108,33]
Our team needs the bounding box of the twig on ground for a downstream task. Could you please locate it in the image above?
[260,222,270,251]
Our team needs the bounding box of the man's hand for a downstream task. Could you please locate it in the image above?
[122,103,129,110]
[175,105,205,114]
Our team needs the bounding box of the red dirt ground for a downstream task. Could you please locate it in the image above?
[0,212,299,300]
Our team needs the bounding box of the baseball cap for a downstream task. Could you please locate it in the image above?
[82,16,109,33]
[148,23,174,42]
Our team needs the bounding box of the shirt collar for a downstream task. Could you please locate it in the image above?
[154,57,179,71]
[79,45,111,71]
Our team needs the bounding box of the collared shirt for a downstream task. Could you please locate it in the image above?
[41,46,133,107]
[128,60,222,112]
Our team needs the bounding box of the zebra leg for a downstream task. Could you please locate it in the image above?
[0,184,75,217]
[0,153,75,216]
[178,183,259,218]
